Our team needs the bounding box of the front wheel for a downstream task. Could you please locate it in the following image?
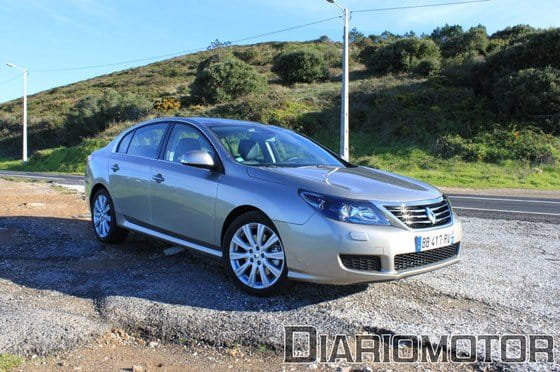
[91,189,128,244]
[223,211,290,296]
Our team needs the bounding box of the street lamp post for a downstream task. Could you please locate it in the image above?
[327,0,350,161]
[6,63,28,162]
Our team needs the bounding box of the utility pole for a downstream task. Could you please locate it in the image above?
[327,0,350,161]
[6,63,28,162]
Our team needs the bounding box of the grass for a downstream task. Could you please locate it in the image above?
[0,354,23,372]
[319,132,560,190]
[356,149,560,190]
[0,137,110,174]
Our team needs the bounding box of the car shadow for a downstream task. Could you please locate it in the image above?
[0,216,369,312]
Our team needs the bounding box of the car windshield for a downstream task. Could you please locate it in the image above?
[210,125,345,168]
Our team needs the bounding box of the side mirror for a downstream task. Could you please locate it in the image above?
[179,151,215,170]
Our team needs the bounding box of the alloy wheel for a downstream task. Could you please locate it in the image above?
[93,194,112,238]
[229,223,285,289]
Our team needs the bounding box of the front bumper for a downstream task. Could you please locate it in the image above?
[274,212,462,285]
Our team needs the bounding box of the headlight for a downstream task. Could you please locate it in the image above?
[298,190,390,225]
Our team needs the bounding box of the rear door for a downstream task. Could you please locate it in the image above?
[150,123,223,246]
[108,123,169,225]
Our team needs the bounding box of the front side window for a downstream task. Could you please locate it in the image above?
[127,123,167,159]
[210,125,344,167]
[164,124,216,163]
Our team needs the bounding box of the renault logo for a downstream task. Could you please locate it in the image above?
[425,207,437,224]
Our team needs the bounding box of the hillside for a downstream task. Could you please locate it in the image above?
[1,27,559,189]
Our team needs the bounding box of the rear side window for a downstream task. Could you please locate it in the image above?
[127,123,167,159]
[116,131,134,153]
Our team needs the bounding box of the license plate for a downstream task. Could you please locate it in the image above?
[415,232,455,252]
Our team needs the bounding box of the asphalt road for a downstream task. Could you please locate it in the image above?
[1,169,558,223]
[448,194,560,223]
[0,170,84,186]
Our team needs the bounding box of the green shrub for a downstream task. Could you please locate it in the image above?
[433,25,488,60]
[207,91,286,123]
[490,24,536,43]
[473,28,560,94]
[233,48,260,64]
[190,54,267,104]
[349,27,366,46]
[441,57,483,87]
[495,28,560,70]
[365,37,440,74]
[492,67,560,134]
[356,44,380,64]
[176,84,189,95]
[431,24,464,48]
[323,48,341,68]
[63,89,151,145]
[486,38,507,53]
[436,128,557,164]
[272,49,330,84]
[161,67,180,78]
[413,58,441,76]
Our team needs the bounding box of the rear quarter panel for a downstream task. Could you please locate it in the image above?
[85,148,111,204]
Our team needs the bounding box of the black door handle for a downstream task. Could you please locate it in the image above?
[152,173,165,183]
[111,164,120,172]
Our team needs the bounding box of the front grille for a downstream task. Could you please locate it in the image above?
[394,243,459,271]
[340,255,381,271]
[384,199,452,229]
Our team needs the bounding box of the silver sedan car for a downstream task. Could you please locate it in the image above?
[86,117,462,296]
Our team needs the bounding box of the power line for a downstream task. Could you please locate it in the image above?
[31,16,340,73]
[32,47,206,72]
[0,74,21,86]
[230,16,340,44]
[352,0,490,14]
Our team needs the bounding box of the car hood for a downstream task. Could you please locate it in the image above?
[246,165,442,202]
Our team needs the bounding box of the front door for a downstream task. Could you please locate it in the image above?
[150,123,222,246]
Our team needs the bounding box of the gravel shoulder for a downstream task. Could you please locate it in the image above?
[0,179,558,370]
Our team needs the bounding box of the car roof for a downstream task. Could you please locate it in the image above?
[187,117,266,127]
[122,117,277,138]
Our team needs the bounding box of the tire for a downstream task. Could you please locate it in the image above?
[223,211,290,296]
[91,188,128,244]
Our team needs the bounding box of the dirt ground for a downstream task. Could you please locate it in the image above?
[0,179,281,371]
[21,330,282,372]
[0,178,89,219]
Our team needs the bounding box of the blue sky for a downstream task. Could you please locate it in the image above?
[1,0,558,103]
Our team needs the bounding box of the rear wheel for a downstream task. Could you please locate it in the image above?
[223,211,290,296]
[91,188,128,244]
